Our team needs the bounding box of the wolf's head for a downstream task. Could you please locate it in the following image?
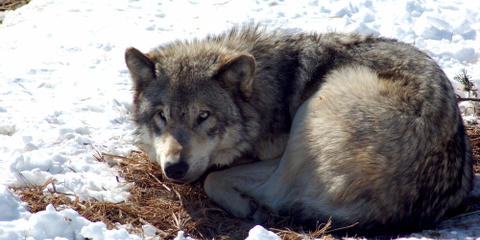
[125,44,257,183]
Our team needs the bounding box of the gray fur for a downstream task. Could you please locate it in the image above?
[125,24,473,235]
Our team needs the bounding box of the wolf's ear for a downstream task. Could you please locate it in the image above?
[216,54,256,98]
[125,47,155,93]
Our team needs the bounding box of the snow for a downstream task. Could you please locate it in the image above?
[0,203,141,240]
[174,231,195,240]
[245,226,281,240]
[0,0,479,239]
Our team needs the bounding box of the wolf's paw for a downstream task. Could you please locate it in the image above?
[251,204,276,224]
[204,172,259,219]
[238,191,260,220]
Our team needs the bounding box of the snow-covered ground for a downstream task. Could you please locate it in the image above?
[0,0,479,239]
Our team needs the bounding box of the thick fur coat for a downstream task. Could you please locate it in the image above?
[125,25,473,235]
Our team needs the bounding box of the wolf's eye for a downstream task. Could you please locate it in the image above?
[197,111,210,124]
[157,110,166,121]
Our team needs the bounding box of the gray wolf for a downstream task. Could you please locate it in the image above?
[125,25,473,235]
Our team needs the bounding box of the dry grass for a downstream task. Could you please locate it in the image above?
[0,0,30,11]
[466,126,480,173]
[10,128,480,239]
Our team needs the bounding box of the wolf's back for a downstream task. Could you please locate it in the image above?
[303,61,474,234]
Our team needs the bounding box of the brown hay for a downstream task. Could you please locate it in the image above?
[0,0,30,11]
[466,126,480,174]
[272,219,335,240]
[10,127,480,239]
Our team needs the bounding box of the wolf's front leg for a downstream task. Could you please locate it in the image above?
[203,158,279,219]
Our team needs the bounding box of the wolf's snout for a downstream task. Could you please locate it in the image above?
[164,161,189,180]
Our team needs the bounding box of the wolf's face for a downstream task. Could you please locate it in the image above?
[125,46,255,183]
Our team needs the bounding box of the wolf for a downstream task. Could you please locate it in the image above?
[125,25,473,235]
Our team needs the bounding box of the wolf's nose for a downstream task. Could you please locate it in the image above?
[164,161,189,180]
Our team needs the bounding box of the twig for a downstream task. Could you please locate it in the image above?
[147,172,171,191]
[51,181,57,193]
[15,172,32,187]
[40,178,56,190]
[101,152,132,161]
[173,188,184,207]
[447,210,480,219]
[171,212,180,228]
[457,97,480,102]
[325,221,359,234]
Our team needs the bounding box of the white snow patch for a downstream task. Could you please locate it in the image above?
[0,203,140,240]
[174,231,196,240]
[245,225,282,240]
[0,185,27,221]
